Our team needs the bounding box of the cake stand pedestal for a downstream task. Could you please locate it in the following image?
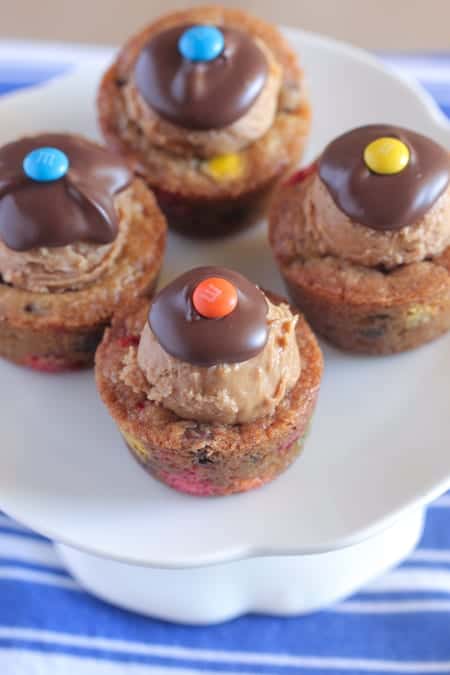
[57,508,424,624]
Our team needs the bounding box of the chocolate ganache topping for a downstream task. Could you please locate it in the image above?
[134,24,268,131]
[148,266,269,366]
[318,124,450,231]
[0,134,132,252]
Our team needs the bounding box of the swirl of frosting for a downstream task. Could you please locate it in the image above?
[131,294,300,424]
[0,133,132,252]
[148,266,268,366]
[319,124,450,231]
[134,24,268,130]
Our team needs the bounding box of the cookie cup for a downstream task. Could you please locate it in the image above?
[0,180,166,371]
[95,292,323,496]
[97,6,310,237]
[269,177,450,354]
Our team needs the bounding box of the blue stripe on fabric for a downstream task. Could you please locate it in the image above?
[438,103,450,118]
[0,559,68,576]
[2,583,450,661]
[402,560,450,570]
[353,590,450,601]
[418,87,450,116]
[0,62,70,96]
[0,526,49,542]
[0,82,38,95]
[417,510,450,548]
[0,63,70,81]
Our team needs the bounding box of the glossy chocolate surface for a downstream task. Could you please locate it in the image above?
[148,266,269,366]
[134,24,268,130]
[318,124,450,231]
[0,134,132,251]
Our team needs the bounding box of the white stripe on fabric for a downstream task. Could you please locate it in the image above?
[335,600,450,614]
[411,550,450,563]
[0,651,232,675]
[0,534,61,567]
[366,568,450,593]
[0,568,79,591]
[3,629,450,673]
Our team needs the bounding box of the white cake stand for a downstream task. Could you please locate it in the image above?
[55,510,424,624]
[0,30,449,623]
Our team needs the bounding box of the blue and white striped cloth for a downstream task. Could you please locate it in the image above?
[1,45,450,675]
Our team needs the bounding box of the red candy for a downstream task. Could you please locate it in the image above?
[22,355,83,373]
[192,277,238,319]
[286,162,317,186]
[118,335,140,348]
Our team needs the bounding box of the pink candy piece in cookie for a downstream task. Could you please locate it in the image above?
[22,355,84,373]
[286,161,317,186]
[159,469,217,497]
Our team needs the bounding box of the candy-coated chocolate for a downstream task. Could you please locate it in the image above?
[319,124,450,231]
[193,277,238,318]
[23,147,69,182]
[178,25,224,62]
[204,153,244,181]
[0,134,132,251]
[405,304,436,329]
[363,137,409,175]
[134,25,268,130]
[286,161,317,186]
[148,266,268,366]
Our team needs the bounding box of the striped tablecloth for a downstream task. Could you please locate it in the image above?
[1,44,450,675]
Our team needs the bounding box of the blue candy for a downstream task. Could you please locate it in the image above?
[23,147,69,182]
[178,25,224,63]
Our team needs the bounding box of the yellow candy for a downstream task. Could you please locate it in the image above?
[405,304,435,329]
[204,153,244,181]
[363,137,410,175]
[122,429,148,464]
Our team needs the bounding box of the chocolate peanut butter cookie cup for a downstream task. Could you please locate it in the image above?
[269,124,450,354]
[97,6,310,237]
[0,133,166,371]
[96,267,322,496]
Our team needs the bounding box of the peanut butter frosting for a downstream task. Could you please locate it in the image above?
[121,296,301,424]
[0,190,132,293]
[124,36,282,159]
[295,174,450,270]
[0,133,133,293]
